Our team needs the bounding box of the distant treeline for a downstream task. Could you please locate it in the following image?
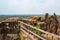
[0,15,60,21]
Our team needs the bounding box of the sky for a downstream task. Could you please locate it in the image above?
[0,0,60,15]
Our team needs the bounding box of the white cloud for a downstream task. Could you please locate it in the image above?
[0,0,60,15]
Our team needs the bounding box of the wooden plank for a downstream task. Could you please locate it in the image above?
[20,28,36,40]
[20,24,46,40]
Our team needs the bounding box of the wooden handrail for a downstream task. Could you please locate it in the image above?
[19,21,60,39]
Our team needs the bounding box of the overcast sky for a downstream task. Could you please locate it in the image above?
[0,0,60,15]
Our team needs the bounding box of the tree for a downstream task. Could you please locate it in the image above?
[45,13,49,20]
[37,17,41,21]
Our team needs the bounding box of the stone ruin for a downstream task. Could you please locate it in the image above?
[41,13,59,34]
[31,13,59,34]
[0,21,20,40]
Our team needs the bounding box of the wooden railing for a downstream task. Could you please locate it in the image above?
[19,21,60,40]
[0,20,60,40]
[20,24,46,40]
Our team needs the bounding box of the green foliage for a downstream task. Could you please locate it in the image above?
[17,33,21,40]
[30,25,42,36]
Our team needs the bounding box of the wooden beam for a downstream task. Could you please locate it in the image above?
[20,24,46,40]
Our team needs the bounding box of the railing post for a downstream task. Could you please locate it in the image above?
[46,34,48,40]
[58,33,60,40]
[52,36,53,40]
